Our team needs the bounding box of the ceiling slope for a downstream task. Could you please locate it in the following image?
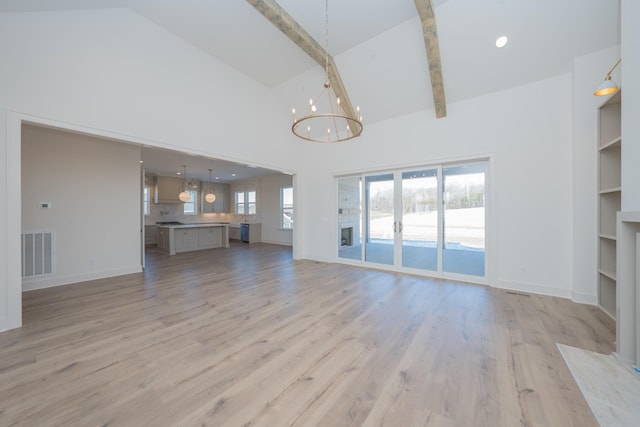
[246,0,358,125]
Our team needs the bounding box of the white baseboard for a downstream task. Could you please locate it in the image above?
[490,279,572,299]
[260,239,292,247]
[22,265,142,292]
[301,253,335,264]
[571,290,598,305]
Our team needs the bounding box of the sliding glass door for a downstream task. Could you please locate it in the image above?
[442,164,486,276]
[364,174,395,265]
[337,160,487,280]
[401,169,438,271]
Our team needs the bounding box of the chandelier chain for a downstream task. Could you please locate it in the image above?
[324,0,329,83]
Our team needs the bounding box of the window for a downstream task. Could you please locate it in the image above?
[143,186,150,216]
[281,187,293,229]
[183,189,198,215]
[235,190,257,215]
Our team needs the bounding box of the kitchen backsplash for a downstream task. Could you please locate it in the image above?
[147,203,261,225]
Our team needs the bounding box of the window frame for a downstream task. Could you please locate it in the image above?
[280,186,293,229]
[235,190,257,215]
[183,189,198,215]
[143,186,151,216]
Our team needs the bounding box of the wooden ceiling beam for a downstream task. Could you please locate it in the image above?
[246,0,359,124]
[414,0,447,118]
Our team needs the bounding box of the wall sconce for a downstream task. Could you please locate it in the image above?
[594,58,621,96]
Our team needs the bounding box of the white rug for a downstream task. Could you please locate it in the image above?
[557,344,640,427]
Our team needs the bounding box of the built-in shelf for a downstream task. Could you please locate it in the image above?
[598,136,621,151]
[599,187,622,194]
[596,91,621,319]
[598,269,616,281]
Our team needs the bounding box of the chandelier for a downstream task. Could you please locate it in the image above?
[291,0,363,143]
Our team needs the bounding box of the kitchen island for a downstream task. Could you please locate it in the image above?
[156,223,230,255]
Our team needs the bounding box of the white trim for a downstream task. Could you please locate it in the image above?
[492,278,572,299]
[333,152,493,178]
[571,290,598,305]
[22,266,142,292]
[6,112,22,330]
[260,240,293,247]
[14,112,297,176]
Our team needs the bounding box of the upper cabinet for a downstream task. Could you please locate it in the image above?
[154,175,185,204]
[201,182,230,213]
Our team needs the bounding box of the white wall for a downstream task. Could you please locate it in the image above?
[21,125,142,290]
[0,8,298,170]
[297,75,575,297]
[229,174,293,246]
[260,174,294,246]
[621,0,640,211]
[0,8,300,331]
[571,46,621,304]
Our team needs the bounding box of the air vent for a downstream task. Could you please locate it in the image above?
[22,231,54,278]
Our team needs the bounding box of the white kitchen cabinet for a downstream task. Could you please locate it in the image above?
[229,226,241,241]
[145,225,157,246]
[154,175,185,204]
[174,228,199,252]
[201,183,230,213]
[157,227,170,251]
[597,91,621,319]
[244,223,261,243]
[198,227,222,248]
[157,224,230,255]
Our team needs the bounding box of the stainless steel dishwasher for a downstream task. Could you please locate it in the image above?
[240,223,250,243]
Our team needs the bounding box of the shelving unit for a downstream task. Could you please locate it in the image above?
[597,91,621,318]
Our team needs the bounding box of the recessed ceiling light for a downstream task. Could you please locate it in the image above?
[176,172,182,175]
[231,173,237,177]
[496,36,508,48]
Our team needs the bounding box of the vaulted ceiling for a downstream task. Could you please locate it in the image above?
[0,0,619,125]
[1,0,620,178]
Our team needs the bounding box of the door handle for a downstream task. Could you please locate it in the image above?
[399,221,403,233]
[393,221,397,233]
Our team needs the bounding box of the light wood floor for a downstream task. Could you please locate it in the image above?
[0,243,615,426]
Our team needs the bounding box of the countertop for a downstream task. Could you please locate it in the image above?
[155,223,229,229]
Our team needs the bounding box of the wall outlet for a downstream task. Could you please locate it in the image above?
[39,202,52,209]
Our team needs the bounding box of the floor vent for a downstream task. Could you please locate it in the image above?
[22,231,54,278]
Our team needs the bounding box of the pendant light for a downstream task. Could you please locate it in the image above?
[205,168,216,203]
[178,165,191,202]
[290,0,363,143]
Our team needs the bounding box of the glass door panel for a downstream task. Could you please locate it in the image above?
[401,169,438,271]
[337,177,362,260]
[442,164,486,276]
[365,173,394,265]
